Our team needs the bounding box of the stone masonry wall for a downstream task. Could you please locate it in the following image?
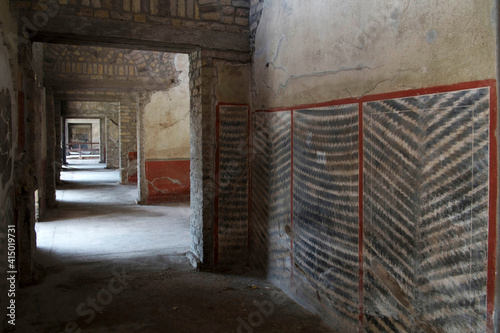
[11,0,251,270]
[13,0,250,36]
[44,44,182,90]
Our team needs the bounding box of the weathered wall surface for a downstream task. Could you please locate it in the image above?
[145,55,190,160]
[0,5,17,327]
[12,0,252,270]
[211,62,250,266]
[250,1,498,332]
[14,0,250,39]
[142,54,191,203]
[252,0,497,108]
[44,44,181,91]
[251,85,497,333]
[215,104,249,266]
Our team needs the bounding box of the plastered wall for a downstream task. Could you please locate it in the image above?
[250,1,498,332]
[252,0,497,108]
[141,54,191,204]
[0,5,17,328]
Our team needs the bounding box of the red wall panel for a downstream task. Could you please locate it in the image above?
[145,159,190,204]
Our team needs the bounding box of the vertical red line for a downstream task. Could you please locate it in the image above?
[358,102,364,332]
[214,104,220,267]
[487,83,498,333]
[291,110,294,280]
[247,106,252,265]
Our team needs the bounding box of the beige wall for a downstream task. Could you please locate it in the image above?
[252,0,497,108]
[215,61,251,104]
[144,54,190,160]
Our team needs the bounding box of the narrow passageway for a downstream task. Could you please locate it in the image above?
[17,163,337,333]
[37,160,191,264]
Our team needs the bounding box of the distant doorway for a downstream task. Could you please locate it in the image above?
[65,118,100,161]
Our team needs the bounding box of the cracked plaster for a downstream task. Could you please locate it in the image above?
[252,0,497,108]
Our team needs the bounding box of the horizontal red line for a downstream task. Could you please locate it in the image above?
[255,79,496,113]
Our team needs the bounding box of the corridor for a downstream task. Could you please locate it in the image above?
[17,163,336,333]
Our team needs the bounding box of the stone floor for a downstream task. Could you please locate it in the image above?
[16,161,337,333]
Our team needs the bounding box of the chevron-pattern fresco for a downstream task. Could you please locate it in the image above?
[251,111,292,280]
[363,87,490,332]
[218,105,249,265]
[293,105,360,330]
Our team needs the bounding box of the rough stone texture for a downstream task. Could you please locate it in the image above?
[13,0,250,36]
[54,100,62,184]
[106,113,119,168]
[43,44,182,91]
[45,88,56,208]
[252,0,497,109]
[10,0,251,270]
[216,104,249,266]
[0,75,14,330]
[0,90,12,190]
[15,37,40,287]
[119,94,138,183]
[33,44,47,221]
[188,49,204,264]
[14,0,250,62]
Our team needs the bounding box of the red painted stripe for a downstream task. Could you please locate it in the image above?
[247,106,252,266]
[291,110,294,280]
[486,83,498,333]
[254,80,498,331]
[255,80,497,113]
[214,104,221,267]
[358,102,364,332]
[255,81,498,330]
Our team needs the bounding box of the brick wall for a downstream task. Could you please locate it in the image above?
[44,44,181,90]
[13,0,250,35]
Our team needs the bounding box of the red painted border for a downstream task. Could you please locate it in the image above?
[255,80,497,113]
[487,83,498,333]
[214,103,250,268]
[358,102,364,332]
[291,110,295,280]
[255,79,497,331]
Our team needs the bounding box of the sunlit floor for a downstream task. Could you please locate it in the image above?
[37,161,191,265]
[17,162,337,333]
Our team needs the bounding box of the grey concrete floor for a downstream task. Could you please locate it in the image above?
[17,161,337,333]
